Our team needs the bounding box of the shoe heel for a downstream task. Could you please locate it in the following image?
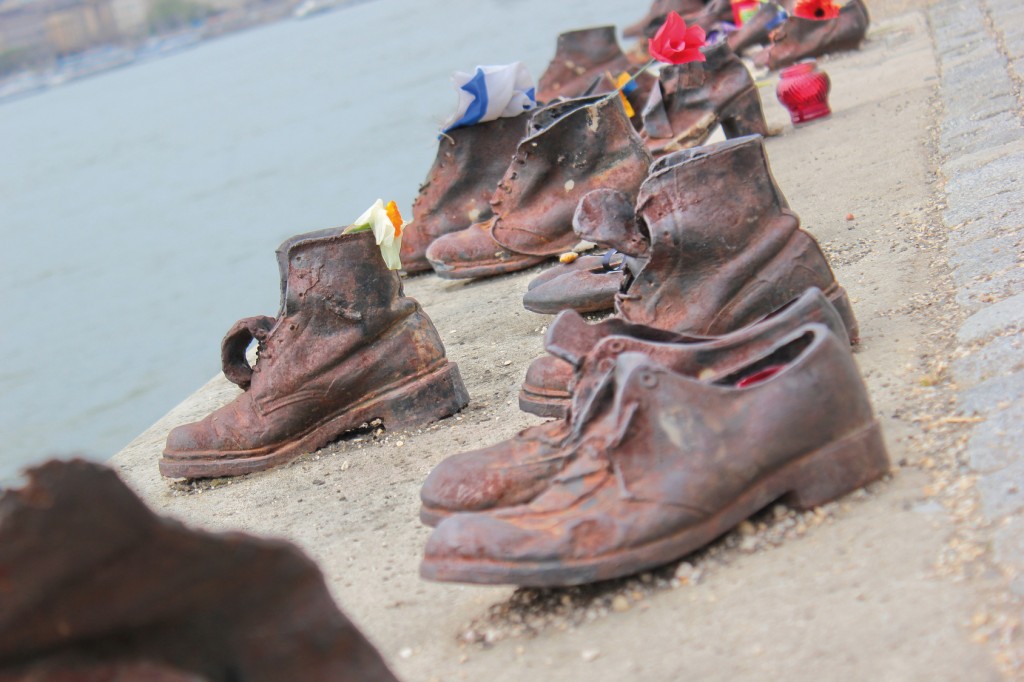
[780,421,890,511]
[371,362,470,429]
[721,87,770,139]
[825,284,860,345]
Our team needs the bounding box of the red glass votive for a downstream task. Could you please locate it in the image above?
[776,61,832,125]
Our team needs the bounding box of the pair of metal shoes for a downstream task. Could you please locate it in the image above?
[419,288,890,587]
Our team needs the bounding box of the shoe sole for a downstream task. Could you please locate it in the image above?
[160,362,470,479]
[420,420,889,587]
[427,253,548,280]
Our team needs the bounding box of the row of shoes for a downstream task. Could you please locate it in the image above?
[159,2,886,588]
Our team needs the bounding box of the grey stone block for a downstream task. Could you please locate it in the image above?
[944,194,1024,238]
[940,114,1023,158]
[959,369,1024,414]
[978,460,1024,518]
[945,151,1024,201]
[957,292,1024,343]
[967,401,1024,472]
[954,333,1024,387]
[954,267,1024,310]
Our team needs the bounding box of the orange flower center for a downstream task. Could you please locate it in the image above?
[385,200,403,237]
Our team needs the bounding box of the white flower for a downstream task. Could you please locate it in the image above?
[347,199,405,270]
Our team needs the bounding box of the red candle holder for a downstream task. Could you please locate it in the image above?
[776,61,832,125]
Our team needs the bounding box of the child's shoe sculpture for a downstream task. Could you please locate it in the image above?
[425,95,652,280]
[754,0,870,70]
[161,228,469,479]
[422,325,889,586]
[400,113,530,274]
[641,42,768,156]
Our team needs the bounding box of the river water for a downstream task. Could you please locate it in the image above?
[0,0,644,483]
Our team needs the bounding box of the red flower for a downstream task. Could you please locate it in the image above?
[648,12,707,65]
[793,0,841,20]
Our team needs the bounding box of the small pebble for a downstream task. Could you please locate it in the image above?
[581,648,601,662]
[611,595,631,612]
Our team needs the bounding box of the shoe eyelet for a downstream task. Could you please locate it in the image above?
[639,371,658,389]
[607,339,625,353]
[597,357,615,373]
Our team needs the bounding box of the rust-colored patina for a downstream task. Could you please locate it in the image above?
[421,324,890,586]
[420,287,850,525]
[425,94,652,280]
[687,0,737,31]
[400,113,530,274]
[641,42,769,156]
[522,252,625,315]
[161,228,469,479]
[619,135,858,336]
[536,26,632,103]
[754,0,870,70]
[623,0,706,38]
[0,460,398,681]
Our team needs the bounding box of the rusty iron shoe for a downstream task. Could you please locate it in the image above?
[536,26,633,102]
[0,460,398,681]
[687,0,736,32]
[624,0,706,38]
[516,134,859,419]
[425,94,652,280]
[161,228,469,479]
[754,0,870,70]
[421,324,890,586]
[641,42,769,156]
[522,251,626,315]
[420,287,850,526]
[400,113,530,274]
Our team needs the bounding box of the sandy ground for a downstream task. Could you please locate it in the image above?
[111,4,1021,679]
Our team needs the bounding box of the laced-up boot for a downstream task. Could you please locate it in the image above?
[161,228,469,478]
[400,113,530,274]
[536,26,633,102]
[425,94,652,280]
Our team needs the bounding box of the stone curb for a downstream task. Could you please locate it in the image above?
[929,0,1024,592]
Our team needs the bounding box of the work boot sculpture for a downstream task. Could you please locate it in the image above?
[755,0,870,70]
[162,202,469,479]
[401,62,535,273]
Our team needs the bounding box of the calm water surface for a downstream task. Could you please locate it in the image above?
[0,0,642,483]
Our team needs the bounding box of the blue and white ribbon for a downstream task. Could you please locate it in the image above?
[442,62,536,133]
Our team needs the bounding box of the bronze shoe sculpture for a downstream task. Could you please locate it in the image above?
[754,0,870,70]
[0,460,398,681]
[421,324,889,586]
[516,134,858,419]
[641,42,769,156]
[161,227,469,479]
[522,251,626,315]
[420,287,850,526]
[536,26,633,102]
[425,94,652,280]
[400,113,530,274]
[624,0,706,39]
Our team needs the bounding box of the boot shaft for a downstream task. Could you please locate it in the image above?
[489,94,652,256]
[537,26,629,102]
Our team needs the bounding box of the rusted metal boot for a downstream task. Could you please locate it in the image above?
[623,0,707,38]
[161,228,469,479]
[0,460,398,681]
[754,0,870,70]
[727,2,790,55]
[421,324,889,586]
[687,0,736,32]
[536,26,633,102]
[641,42,769,156]
[619,134,858,336]
[522,252,626,315]
[425,94,652,280]
[420,287,850,525]
[400,113,530,274]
